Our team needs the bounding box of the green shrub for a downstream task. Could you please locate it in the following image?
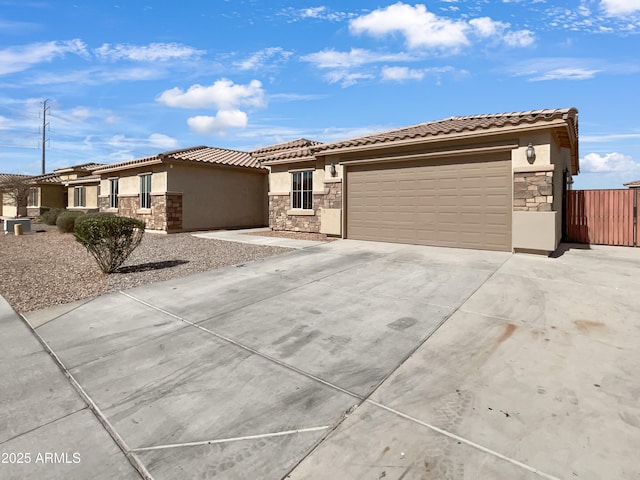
[56,211,84,233]
[42,208,64,225]
[74,215,146,274]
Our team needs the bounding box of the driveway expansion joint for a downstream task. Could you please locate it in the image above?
[129,426,331,453]
[19,313,154,480]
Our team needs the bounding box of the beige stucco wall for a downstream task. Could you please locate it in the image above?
[512,211,558,253]
[41,185,65,209]
[67,184,99,209]
[168,163,268,230]
[268,159,326,195]
[104,169,167,196]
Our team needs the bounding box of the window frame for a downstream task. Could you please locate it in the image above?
[28,187,38,207]
[73,186,86,207]
[290,170,313,210]
[109,178,119,209]
[139,174,152,209]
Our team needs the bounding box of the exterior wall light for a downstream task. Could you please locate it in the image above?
[329,162,337,176]
[526,143,536,164]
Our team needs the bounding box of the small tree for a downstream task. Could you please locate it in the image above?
[74,215,146,273]
[0,175,33,217]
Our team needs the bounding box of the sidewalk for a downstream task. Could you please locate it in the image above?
[192,227,328,249]
[0,295,142,480]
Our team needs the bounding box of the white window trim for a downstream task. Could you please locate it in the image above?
[290,170,313,210]
[139,173,152,209]
[73,186,86,208]
[109,178,119,209]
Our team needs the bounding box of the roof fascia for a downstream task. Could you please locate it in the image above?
[316,120,572,157]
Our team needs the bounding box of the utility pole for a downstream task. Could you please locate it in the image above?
[40,99,50,175]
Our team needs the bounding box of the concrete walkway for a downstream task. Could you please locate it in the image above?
[0,296,142,479]
[3,240,640,479]
[192,227,327,249]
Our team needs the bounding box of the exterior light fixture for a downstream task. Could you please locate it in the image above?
[526,143,536,164]
[329,162,337,176]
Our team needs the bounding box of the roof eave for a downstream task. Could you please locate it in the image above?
[93,158,163,175]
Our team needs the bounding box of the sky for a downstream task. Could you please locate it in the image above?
[0,0,639,189]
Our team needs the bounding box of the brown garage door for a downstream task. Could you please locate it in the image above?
[346,154,512,251]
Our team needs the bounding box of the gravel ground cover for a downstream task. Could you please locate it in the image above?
[0,223,293,313]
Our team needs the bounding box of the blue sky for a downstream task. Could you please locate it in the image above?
[1,0,639,188]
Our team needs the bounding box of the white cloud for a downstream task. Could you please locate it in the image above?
[600,0,640,16]
[187,110,248,135]
[580,152,639,173]
[108,133,179,150]
[349,3,535,52]
[503,29,535,47]
[235,47,293,71]
[350,3,469,50]
[25,66,162,86]
[325,71,374,87]
[0,39,88,75]
[381,65,458,82]
[530,67,600,81]
[157,79,265,110]
[301,48,414,68]
[95,42,205,62]
[282,6,355,22]
[381,66,425,81]
[469,17,508,37]
[148,133,179,149]
[508,58,603,81]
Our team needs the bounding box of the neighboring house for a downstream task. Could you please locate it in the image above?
[624,180,640,188]
[258,108,579,254]
[0,173,32,217]
[26,163,104,217]
[92,146,268,233]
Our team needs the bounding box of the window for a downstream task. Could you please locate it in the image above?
[109,178,119,209]
[291,171,313,209]
[28,188,38,207]
[140,174,151,209]
[73,186,85,207]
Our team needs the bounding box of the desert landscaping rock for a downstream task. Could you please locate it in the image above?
[0,223,292,313]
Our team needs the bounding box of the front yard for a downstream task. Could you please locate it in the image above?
[0,223,293,313]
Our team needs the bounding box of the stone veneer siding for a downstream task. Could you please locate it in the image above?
[323,180,342,209]
[513,171,553,212]
[98,193,183,232]
[269,194,322,232]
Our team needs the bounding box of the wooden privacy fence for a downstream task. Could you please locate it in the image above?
[565,189,638,246]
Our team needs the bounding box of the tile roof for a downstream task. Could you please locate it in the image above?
[65,174,101,184]
[252,138,323,157]
[251,138,324,165]
[93,145,264,174]
[0,173,32,182]
[623,180,640,188]
[54,162,106,173]
[313,108,579,154]
[30,172,62,184]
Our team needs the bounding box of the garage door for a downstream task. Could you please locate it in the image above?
[346,155,512,251]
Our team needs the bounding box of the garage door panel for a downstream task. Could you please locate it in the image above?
[346,155,512,251]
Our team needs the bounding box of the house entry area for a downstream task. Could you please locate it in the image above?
[344,154,513,251]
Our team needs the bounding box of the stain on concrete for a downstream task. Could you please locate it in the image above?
[497,323,517,344]
[387,317,417,331]
[574,320,606,334]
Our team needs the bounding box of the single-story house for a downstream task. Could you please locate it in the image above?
[25,163,105,217]
[258,108,579,254]
[92,145,268,233]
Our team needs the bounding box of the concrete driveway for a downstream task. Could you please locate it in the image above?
[5,239,640,479]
